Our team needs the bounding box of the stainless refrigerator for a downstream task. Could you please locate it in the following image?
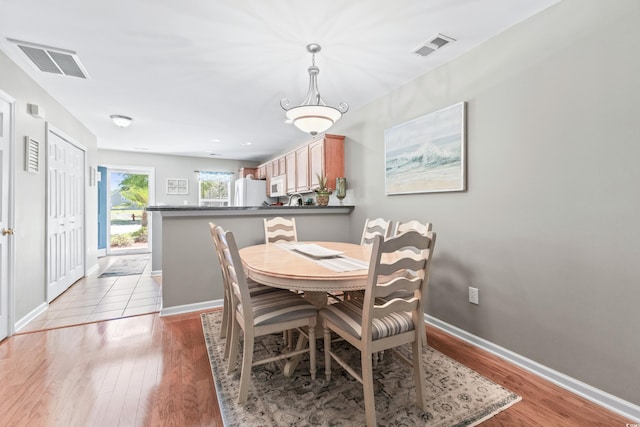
[234,178,271,206]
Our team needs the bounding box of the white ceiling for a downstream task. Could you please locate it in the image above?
[0,0,558,162]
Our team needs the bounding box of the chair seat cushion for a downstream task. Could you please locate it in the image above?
[320,299,414,340]
[238,290,318,326]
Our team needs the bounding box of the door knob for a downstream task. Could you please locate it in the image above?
[2,228,14,236]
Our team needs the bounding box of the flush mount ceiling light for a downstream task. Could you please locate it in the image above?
[109,114,133,128]
[280,43,348,136]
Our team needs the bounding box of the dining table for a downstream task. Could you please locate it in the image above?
[239,241,372,307]
[239,241,372,376]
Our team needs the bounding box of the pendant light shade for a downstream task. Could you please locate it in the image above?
[280,44,348,136]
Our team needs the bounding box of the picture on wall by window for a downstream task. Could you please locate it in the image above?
[166,178,189,195]
[384,102,466,195]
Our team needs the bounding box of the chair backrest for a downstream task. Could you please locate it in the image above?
[393,220,432,236]
[214,225,255,329]
[362,231,436,341]
[360,217,392,246]
[209,222,230,288]
[263,216,298,243]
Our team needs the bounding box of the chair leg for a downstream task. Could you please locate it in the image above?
[237,334,254,403]
[323,324,332,382]
[227,318,240,374]
[223,313,233,360]
[361,351,377,427]
[308,325,316,380]
[412,339,427,410]
[220,294,228,339]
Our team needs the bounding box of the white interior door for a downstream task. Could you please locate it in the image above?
[46,126,85,302]
[0,93,14,340]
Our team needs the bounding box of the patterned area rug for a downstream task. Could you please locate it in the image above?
[201,311,521,426]
[98,256,148,277]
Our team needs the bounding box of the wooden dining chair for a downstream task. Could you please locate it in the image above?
[217,225,318,404]
[360,217,392,246]
[208,222,280,359]
[320,231,436,426]
[393,219,432,236]
[384,219,433,349]
[263,216,298,243]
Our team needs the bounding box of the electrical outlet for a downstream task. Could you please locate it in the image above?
[469,287,479,305]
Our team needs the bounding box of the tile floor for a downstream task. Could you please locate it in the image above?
[18,254,161,333]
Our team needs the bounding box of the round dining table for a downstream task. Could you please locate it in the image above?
[239,241,372,308]
[239,241,371,376]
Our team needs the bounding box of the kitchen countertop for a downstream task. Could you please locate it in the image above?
[146,204,355,217]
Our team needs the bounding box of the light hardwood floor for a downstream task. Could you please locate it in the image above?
[0,308,631,426]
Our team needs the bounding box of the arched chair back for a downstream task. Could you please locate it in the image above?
[360,217,392,246]
[263,216,298,243]
[393,220,432,236]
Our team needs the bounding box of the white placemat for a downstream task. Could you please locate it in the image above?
[277,242,368,272]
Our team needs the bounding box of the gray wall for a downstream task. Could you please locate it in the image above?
[97,149,257,206]
[97,149,258,271]
[160,210,351,308]
[330,0,640,405]
[0,50,98,322]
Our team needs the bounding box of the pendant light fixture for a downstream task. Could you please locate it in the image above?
[280,43,348,136]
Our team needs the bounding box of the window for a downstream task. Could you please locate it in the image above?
[198,171,234,206]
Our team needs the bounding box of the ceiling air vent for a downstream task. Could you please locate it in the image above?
[412,33,456,57]
[6,38,89,79]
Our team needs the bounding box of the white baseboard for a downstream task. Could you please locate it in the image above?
[159,299,222,317]
[14,302,48,333]
[86,263,99,276]
[425,315,640,422]
[150,270,162,276]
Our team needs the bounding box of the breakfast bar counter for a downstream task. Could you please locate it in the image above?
[146,205,355,315]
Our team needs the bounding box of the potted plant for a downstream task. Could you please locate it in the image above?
[315,173,332,206]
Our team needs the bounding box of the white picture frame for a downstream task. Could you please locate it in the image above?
[166,178,189,195]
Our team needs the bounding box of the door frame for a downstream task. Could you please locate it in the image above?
[0,89,16,338]
[45,123,87,302]
[100,164,155,255]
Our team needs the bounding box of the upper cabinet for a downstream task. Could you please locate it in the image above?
[309,134,345,191]
[257,164,267,180]
[285,152,296,193]
[295,145,310,192]
[260,134,345,196]
[238,167,257,178]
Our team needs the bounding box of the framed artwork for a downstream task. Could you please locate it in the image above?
[384,102,466,195]
[166,178,189,195]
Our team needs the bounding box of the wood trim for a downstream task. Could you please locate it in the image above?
[426,315,640,422]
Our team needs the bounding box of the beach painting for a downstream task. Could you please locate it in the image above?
[385,102,466,195]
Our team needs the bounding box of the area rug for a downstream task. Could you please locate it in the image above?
[201,311,521,426]
[98,256,148,277]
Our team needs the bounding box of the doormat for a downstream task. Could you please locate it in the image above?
[201,311,521,426]
[98,257,149,277]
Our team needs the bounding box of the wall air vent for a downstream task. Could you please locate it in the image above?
[412,33,456,57]
[6,38,89,79]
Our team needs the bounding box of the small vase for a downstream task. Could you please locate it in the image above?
[335,178,346,205]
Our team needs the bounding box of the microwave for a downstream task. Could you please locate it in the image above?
[270,175,286,197]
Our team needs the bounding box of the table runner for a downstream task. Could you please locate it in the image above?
[276,242,368,272]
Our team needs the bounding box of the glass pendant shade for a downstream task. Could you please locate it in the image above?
[281,44,348,136]
[285,105,343,135]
